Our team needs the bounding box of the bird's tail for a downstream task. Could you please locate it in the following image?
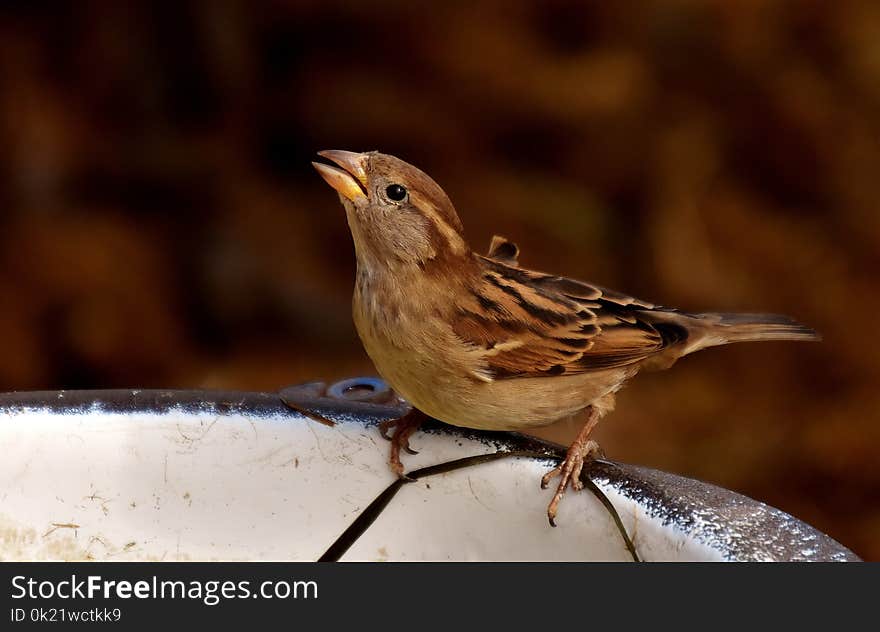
[641,310,820,362]
[678,312,820,356]
[704,312,819,343]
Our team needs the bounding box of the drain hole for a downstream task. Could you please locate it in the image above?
[344,384,375,396]
[328,377,390,403]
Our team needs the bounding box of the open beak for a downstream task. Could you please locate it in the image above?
[312,150,369,202]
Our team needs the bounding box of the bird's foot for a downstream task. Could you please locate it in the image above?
[541,439,604,527]
[378,409,426,477]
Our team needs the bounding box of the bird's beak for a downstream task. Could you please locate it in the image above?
[312,150,369,202]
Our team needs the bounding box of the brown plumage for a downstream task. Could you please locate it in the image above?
[312,150,819,525]
[470,242,816,376]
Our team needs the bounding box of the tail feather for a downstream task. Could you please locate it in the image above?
[709,312,820,343]
[683,312,820,355]
[642,310,820,360]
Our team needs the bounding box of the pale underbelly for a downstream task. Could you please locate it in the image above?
[354,298,636,430]
[373,350,634,431]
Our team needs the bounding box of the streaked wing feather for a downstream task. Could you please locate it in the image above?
[455,256,668,379]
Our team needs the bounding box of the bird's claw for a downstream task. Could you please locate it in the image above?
[542,439,602,526]
[379,422,392,441]
[378,411,425,477]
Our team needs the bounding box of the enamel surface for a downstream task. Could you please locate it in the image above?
[0,390,859,561]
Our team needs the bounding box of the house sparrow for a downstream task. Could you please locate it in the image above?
[311,150,819,526]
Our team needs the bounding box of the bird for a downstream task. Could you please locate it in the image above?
[310,149,819,526]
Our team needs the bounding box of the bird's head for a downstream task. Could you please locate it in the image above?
[312,150,469,271]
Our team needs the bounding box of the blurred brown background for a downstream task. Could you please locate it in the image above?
[1,1,878,559]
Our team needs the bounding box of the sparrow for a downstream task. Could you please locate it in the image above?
[311,150,819,526]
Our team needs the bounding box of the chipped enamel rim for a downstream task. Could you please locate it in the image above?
[0,383,860,562]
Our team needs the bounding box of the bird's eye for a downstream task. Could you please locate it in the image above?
[385,184,407,202]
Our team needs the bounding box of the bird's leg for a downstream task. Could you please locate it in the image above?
[541,406,603,526]
[378,408,426,477]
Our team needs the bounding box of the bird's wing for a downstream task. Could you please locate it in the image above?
[454,255,679,379]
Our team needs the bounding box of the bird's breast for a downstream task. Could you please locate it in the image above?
[352,273,482,400]
[352,275,457,370]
